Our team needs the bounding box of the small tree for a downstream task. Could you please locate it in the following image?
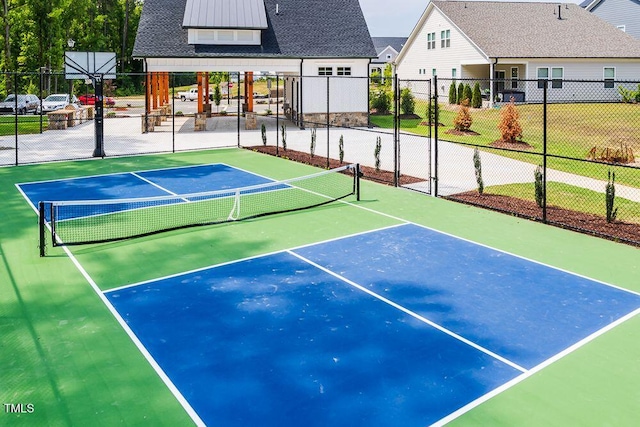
[281,124,287,151]
[213,84,222,112]
[606,170,618,223]
[382,63,393,89]
[310,128,316,157]
[338,134,344,163]
[374,136,382,171]
[463,84,472,105]
[497,97,523,143]
[471,82,482,108]
[448,82,457,104]
[400,87,416,116]
[457,82,464,104]
[453,99,473,131]
[534,165,544,208]
[261,123,267,146]
[473,148,484,195]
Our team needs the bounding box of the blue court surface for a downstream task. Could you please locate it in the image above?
[105,224,640,427]
[17,163,277,220]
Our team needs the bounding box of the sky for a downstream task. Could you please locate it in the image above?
[360,0,584,37]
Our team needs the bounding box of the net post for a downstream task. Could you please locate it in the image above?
[38,202,46,257]
[355,163,361,201]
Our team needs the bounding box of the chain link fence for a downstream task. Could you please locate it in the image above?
[1,71,638,245]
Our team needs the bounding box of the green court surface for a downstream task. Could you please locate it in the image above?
[1,148,640,426]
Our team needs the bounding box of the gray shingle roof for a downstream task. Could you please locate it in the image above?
[372,37,407,55]
[432,1,640,58]
[134,0,376,59]
[183,0,268,29]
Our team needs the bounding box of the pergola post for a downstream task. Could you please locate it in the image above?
[197,72,203,114]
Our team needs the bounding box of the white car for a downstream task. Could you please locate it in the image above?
[41,94,79,113]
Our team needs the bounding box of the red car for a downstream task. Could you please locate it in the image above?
[78,94,116,106]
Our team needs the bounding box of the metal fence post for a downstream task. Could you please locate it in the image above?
[171,73,175,153]
[326,75,330,169]
[433,75,439,197]
[542,79,548,223]
[14,73,18,166]
[393,73,399,187]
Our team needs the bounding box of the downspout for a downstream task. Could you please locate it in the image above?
[144,58,149,132]
[490,57,498,108]
[299,58,304,129]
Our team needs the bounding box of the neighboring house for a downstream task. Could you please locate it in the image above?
[581,0,640,40]
[370,37,407,75]
[133,0,376,126]
[396,1,640,104]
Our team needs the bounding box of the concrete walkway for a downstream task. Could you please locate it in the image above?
[1,115,638,203]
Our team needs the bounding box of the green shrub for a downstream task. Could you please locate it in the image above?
[473,148,483,194]
[457,82,464,105]
[463,84,472,105]
[471,83,482,108]
[370,89,392,114]
[374,136,382,171]
[534,165,544,208]
[281,124,287,151]
[310,128,316,157]
[213,84,222,110]
[453,99,473,131]
[339,134,344,163]
[427,99,439,125]
[261,123,267,146]
[400,87,416,115]
[448,82,457,104]
[606,170,618,223]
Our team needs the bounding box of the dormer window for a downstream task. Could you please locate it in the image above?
[183,0,267,45]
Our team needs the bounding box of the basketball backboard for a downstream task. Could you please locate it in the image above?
[64,51,116,80]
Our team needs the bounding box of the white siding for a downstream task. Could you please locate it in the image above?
[300,59,369,114]
[590,0,640,40]
[525,58,640,102]
[396,6,487,81]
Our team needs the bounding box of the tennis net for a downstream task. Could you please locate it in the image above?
[38,163,360,255]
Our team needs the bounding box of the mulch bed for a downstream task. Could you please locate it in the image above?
[447,191,640,246]
[246,145,424,185]
[489,140,534,150]
[445,129,480,136]
[245,145,639,246]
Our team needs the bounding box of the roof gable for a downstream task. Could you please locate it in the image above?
[134,0,376,59]
[372,37,407,55]
[429,1,640,58]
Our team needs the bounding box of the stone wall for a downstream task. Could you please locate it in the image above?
[300,112,368,128]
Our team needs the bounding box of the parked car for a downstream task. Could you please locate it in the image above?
[78,94,116,106]
[41,94,79,113]
[0,94,40,115]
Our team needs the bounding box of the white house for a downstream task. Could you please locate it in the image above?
[581,0,640,40]
[133,0,376,126]
[396,1,640,104]
[370,37,407,75]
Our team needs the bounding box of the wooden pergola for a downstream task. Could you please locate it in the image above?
[145,71,255,115]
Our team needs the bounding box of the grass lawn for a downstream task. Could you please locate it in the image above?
[0,115,48,136]
[370,101,640,188]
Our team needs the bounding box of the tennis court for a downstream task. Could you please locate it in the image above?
[2,148,640,427]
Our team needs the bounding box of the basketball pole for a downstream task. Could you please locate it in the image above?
[93,75,105,158]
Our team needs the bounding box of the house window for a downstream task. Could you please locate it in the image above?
[551,67,563,89]
[427,32,436,49]
[537,67,549,89]
[452,68,457,79]
[386,54,392,60]
[432,68,437,77]
[440,29,450,48]
[511,67,518,89]
[418,69,422,75]
[337,67,351,76]
[617,25,626,32]
[318,67,333,76]
[495,70,505,93]
[604,67,615,88]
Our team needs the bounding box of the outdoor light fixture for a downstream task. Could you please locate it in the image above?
[67,38,75,48]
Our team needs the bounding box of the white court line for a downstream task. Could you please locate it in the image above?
[58,245,206,427]
[431,306,640,427]
[287,250,528,374]
[129,171,191,203]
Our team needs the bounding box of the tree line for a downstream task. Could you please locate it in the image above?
[0,0,144,96]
